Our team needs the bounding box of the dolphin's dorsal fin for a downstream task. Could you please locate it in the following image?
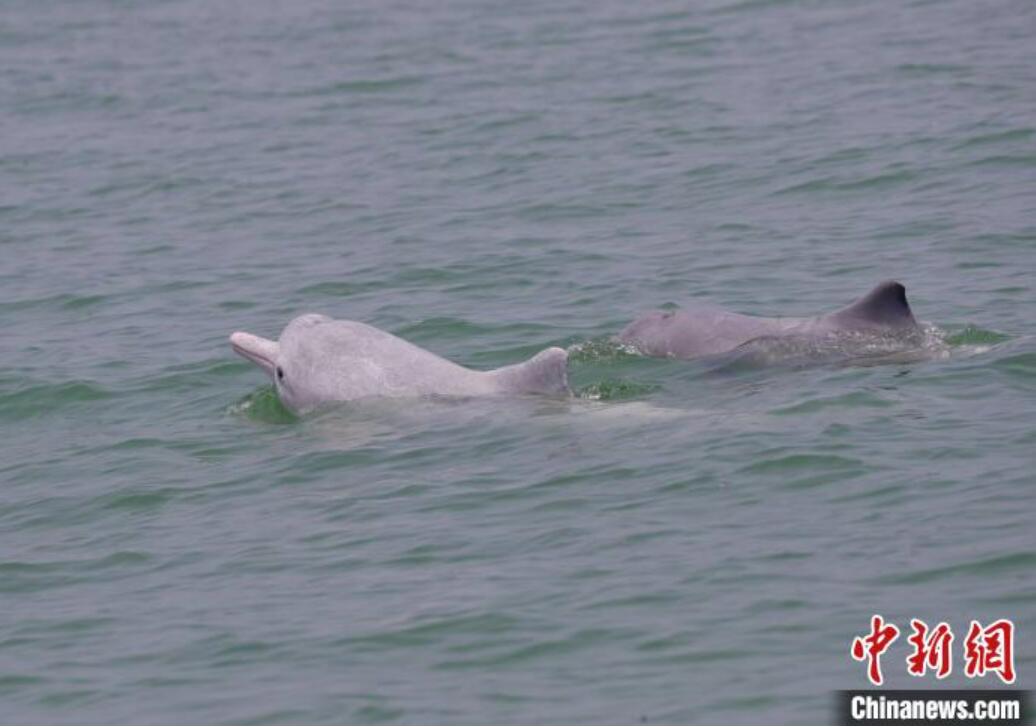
[829,280,916,328]
[490,347,570,395]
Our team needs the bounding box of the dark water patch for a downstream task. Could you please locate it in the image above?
[393,316,500,341]
[771,391,893,415]
[955,260,1004,270]
[641,647,753,666]
[758,552,812,563]
[0,552,152,594]
[872,218,956,240]
[964,153,1036,169]
[138,175,210,197]
[593,91,660,106]
[60,294,106,310]
[37,689,101,708]
[141,360,248,398]
[234,709,315,725]
[971,231,1036,247]
[741,453,867,490]
[285,448,387,478]
[296,280,384,298]
[0,674,47,694]
[581,591,684,611]
[973,589,1036,607]
[991,352,1036,380]
[781,470,867,491]
[514,202,615,222]
[872,552,1036,586]
[0,292,107,313]
[657,472,719,494]
[145,279,212,294]
[351,705,405,723]
[443,276,540,295]
[598,10,695,28]
[211,640,280,667]
[746,598,809,614]
[953,127,1034,149]
[217,300,257,311]
[470,112,541,134]
[635,632,693,653]
[367,482,427,501]
[0,380,113,420]
[711,0,800,15]
[527,496,592,513]
[136,243,174,255]
[811,146,871,165]
[894,63,970,76]
[87,551,152,569]
[705,694,782,714]
[339,613,523,653]
[184,444,252,461]
[388,265,478,287]
[642,33,715,56]
[434,628,626,670]
[14,617,116,637]
[305,76,426,96]
[829,483,908,504]
[827,264,876,277]
[99,487,180,512]
[14,88,122,115]
[773,168,919,196]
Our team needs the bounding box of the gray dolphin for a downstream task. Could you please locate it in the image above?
[617,280,919,359]
[231,313,569,414]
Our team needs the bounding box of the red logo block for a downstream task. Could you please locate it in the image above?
[964,619,1016,684]
[906,619,953,679]
[851,614,901,686]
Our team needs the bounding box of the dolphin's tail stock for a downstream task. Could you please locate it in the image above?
[827,280,918,329]
[489,347,570,396]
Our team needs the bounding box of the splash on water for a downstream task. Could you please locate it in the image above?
[227,386,297,424]
[566,337,642,362]
[576,378,661,401]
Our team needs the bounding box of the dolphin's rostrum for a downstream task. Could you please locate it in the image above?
[231,313,569,414]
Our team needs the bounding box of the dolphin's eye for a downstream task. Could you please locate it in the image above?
[276,366,285,381]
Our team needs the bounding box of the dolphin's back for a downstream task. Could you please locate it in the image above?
[286,319,493,400]
[617,281,920,360]
[278,317,569,406]
[619,305,801,359]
